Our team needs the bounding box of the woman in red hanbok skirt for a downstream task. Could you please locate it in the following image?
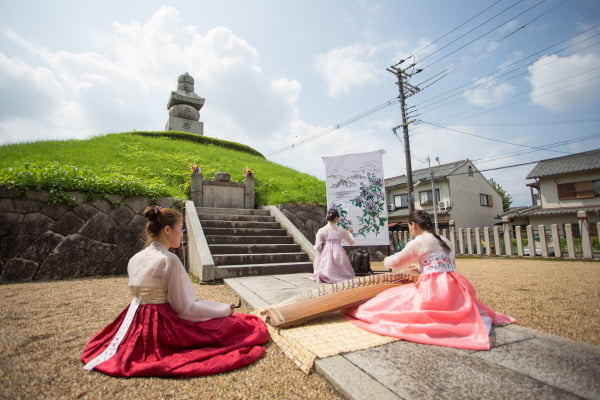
[344,210,514,350]
[309,208,356,283]
[81,206,269,377]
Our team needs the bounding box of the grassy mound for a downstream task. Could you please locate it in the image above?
[0,131,326,206]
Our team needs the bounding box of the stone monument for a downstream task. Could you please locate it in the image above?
[165,72,205,135]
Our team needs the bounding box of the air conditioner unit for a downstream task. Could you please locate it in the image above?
[438,200,450,210]
[387,204,394,212]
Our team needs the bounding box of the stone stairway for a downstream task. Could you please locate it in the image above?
[197,207,313,280]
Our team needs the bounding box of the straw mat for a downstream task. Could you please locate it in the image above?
[254,309,397,373]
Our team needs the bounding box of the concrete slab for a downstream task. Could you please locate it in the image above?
[224,274,600,400]
[343,339,579,400]
[315,356,401,400]
[474,326,600,400]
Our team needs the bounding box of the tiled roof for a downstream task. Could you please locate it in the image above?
[526,206,600,217]
[496,206,539,219]
[526,149,600,179]
[385,160,470,187]
[498,205,600,218]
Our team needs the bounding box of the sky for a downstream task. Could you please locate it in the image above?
[1,0,600,207]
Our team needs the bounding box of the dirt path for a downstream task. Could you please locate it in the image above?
[0,257,597,399]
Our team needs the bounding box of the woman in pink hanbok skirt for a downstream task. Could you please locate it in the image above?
[309,208,356,283]
[344,210,515,350]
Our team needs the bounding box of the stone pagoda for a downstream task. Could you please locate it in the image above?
[165,72,205,135]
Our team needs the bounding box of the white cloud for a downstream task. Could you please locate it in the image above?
[527,52,600,112]
[463,77,515,107]
[0,6,301,147]
[313,40,411,98]
[314,44,382,98]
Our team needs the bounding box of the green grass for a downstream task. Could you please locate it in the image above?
[0,131,326,206]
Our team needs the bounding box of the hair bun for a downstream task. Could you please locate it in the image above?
[143,205,161,221]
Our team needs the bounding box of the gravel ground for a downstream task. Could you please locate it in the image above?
[0,257,598,400]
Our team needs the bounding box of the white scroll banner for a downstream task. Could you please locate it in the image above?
[323,150,389,246]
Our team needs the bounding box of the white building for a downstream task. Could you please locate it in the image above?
[499,149,600,238]
[386,160,503,231]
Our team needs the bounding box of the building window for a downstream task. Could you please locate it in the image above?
[557,181,595,200]
[593,180,600,196]
[480,194,493,207]
[394,194,408,208]
[419,189,440,206]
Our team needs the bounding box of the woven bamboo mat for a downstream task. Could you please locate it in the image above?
[254,309,397,373]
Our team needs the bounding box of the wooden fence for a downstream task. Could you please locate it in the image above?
[389,211,599,260]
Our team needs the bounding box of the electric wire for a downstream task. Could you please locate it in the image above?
[432,68,600,124]
[471,133,600,163]
[412,0,506,59]
[413,0,567,96]
[422,0,549,69]
[418,0,526,64]
[414,26,600,113]
[415,22,600,104]
[266,3,599,161]
[419,120,573,154]
[267,98,399,156]
[463,118,600,127]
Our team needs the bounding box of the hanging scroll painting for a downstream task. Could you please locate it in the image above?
[323,150,389,246]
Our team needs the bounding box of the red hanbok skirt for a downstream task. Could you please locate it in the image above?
[81,303,270,377]
[343,271,515,350]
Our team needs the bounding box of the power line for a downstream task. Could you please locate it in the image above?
[500,0,566,40]
[413,0,506,59]
[266,4,598,158]
[422,0,549,69]
[267,98,399,156]
[462,118,600,127]
[420,120,572,154]
[448,160,540,176]
[286,2,512,146]
[414,26,600,114]
[415,22,600,106]
[412,0,567,96]
[418,0,526,65]
[433,69,600,124]
[471,133,600,163]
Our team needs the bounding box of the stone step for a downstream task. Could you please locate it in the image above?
[212,252,309,266]
[197,207,270,216]
[215,261,314,279]
[201,227,288,236]
[200,220,281,229]
[198,213,275,222]
[209,243,302,254]
[206,235,294,245]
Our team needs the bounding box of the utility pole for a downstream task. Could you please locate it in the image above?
[427,156,439,233]
[388,61,422,214]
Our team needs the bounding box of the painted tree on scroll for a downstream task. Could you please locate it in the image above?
[350,173,386,237]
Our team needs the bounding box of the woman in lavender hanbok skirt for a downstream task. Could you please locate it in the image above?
[309,209,356,283]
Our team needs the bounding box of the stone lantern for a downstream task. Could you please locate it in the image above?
[165,72,205,135]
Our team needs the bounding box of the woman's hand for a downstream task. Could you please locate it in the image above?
[229,298,242,315]
[408,264,420,272]
[348,228,354,234]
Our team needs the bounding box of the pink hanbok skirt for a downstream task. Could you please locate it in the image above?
[343,271,515,350]
[81,303,269,377]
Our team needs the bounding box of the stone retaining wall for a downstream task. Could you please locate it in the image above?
[274,204,326,244]
[0,187,180,282]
